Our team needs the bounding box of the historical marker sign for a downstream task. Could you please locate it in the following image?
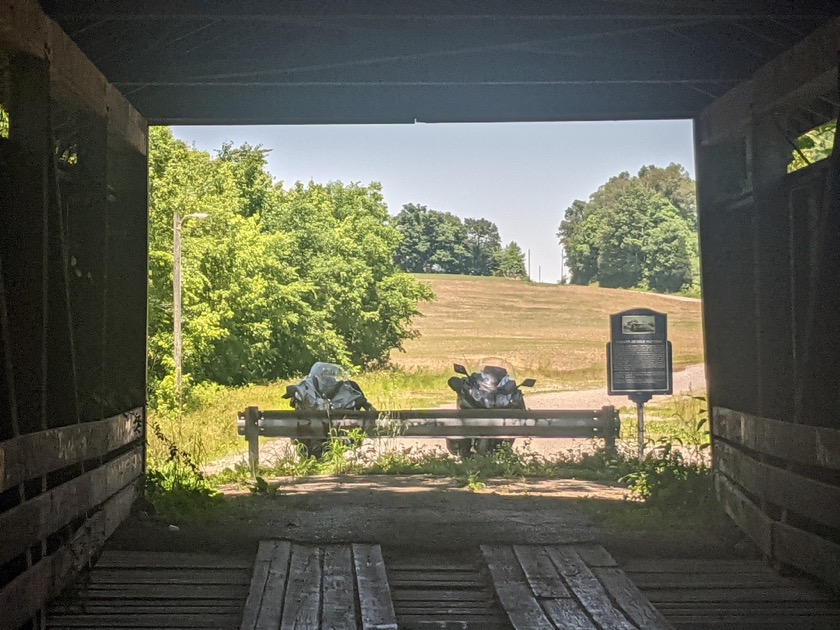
[607,308,673,395]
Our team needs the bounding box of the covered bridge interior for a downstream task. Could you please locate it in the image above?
[1,1,840,628]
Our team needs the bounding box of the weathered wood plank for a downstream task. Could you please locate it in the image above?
[81,585,243,600]
[280,545,322,630]
[321,545,358,630]
[391,588,493,603]
[594,567,674,629]
[773,519,840,590]
[572,545,618,568]
[0,548,52,630]
[43,613,239,628]
[353,543,398,630]
[0,446,143,565]
[98,551,252,569]
[713,407,840,470]
[50,605,245,615]
[643,586,834,603]
[88,569,248,585]
[240,541,291,630]
[541,599,597,630]
[714,472,773,555]
[0,409,142,491]
[513,545,570,598]
[546,547,637,630]
[480,545,554,630]
[622,559,772,574]
[1,483,135,630]
[716,440,840,529]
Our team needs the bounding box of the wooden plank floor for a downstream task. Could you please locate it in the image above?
[384,548,512,629]
[482,544,673,630]
[46,551,253,629]
[240,541,397,630]
[45,544,840,629]
[625,558,840,629]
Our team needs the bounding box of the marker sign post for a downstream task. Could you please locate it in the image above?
[606,309,673,459]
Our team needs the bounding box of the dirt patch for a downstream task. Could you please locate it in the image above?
[111,475,747,564]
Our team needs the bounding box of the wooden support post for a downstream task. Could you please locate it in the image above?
[4,51,50,436]
[245,406,260,474]
[751,112,796,421]
[798,70,840,428]
[601,406,618,456]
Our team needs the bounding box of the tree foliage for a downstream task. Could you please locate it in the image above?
[789,119,837,173]
[496,242,527,278]
[148,128,432,407]
[558,164,698,293]
[463,218,502,276]
[393,203,512,276]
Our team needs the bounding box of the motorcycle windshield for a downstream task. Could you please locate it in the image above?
[476,357,515,391]
[308,362,349,380]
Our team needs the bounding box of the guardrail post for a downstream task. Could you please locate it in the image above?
[245,406,260,475]
[602,406,619,456]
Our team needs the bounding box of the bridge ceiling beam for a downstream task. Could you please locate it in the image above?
[38,0,840,123]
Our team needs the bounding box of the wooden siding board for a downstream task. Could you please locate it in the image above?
[0,446,142,565]
[0,409,143,491]
[716,440,840,529]
[713,407,840,470]
[1,484,135,630]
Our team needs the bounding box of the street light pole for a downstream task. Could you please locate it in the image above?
[173,211,208,411]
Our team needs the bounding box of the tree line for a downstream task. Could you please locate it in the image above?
[393,203,527,278]
[558,164,699,294]
[148,128,431,409]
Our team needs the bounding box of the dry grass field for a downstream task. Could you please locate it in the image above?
[392,274,704,392]
[152,275,704,465]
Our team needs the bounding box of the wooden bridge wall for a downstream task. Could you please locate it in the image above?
[0,1,148,628]
[695,19,840,590]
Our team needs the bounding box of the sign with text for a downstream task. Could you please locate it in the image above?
[607,308,672,395]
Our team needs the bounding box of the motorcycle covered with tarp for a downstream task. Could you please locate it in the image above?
[446,358,535,457]
[282,362,374,457]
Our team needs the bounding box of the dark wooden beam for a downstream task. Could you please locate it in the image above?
[5,51,51,435]
[128,83,713,125]
[40,0,840,21]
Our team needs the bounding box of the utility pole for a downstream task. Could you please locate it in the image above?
[527,249,531,280]
[538,266,541,283]
[560,245,566,284]
[173,211,209,412]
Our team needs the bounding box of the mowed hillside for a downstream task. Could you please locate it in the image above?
[391,275,704,392]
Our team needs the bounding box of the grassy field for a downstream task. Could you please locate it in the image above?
[393,275,703,392]
[150,275,704,466]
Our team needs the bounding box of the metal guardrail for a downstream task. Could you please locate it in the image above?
[237,406,620,470]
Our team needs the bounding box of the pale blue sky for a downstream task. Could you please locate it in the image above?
[171,120,695,283]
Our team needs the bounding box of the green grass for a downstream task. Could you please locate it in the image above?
[618,393,709,446]
[150,276,705,467]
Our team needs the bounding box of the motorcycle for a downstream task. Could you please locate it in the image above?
[282,362,374,458]
[445,358,536,457]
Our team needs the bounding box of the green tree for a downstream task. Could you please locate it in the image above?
[215,142,277,217]
[0,104,8,138]
[464,217,502,276]
[558,199,599,285]
[147,128,432,406]
[557,164,698,293]
[496,242,527,278]
[393,203,468,273]
[789,120,837,173]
